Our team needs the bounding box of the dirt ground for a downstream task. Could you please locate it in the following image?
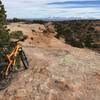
[0,22,99,100]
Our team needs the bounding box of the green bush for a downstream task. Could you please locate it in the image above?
[32,20,45,24]
[54,20,95,48]
[12,18,20,22]
[0,0,10,44]
[10,31,24,39]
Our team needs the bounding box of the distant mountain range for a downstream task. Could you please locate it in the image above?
[7,17,100,21]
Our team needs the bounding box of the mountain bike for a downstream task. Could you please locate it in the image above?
[0,37,29,90]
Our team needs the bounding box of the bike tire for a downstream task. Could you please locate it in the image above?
[20,50,29,69]
[0,64,9,79]
[0,75,11,90]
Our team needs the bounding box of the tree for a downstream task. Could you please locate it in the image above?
[0,0,10,44]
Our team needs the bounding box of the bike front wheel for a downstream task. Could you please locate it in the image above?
[20,50,29,69]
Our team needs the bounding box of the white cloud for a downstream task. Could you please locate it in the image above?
[2,0,100,19]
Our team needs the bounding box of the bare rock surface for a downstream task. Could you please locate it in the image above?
[0,46,100,100]
[1,22,99,100]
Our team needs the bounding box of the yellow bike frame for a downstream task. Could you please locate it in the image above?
[5,43,22,76]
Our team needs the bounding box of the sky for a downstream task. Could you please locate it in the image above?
[2,0,100,19]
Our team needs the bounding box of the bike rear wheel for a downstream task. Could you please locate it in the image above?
[20,50,29,69]
[0,65,12,90]
[0,75,11,90]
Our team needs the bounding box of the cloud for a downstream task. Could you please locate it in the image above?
[2,0,100,19]
[47,0,100,8]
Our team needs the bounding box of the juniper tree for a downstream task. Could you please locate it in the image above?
[0,0,10,44]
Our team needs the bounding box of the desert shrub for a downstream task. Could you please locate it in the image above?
[32,20,45,24]
[55,23,64,38]
[55,20,95,48]
[84,34,94,47]
[32,29,35,32]
[23,35,28,39]
[88,27,95,32]
[12,18,20,22]
[10,31,24,39]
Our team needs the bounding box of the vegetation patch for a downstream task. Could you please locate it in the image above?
[0,0,10,44]
[10,31,24,39]
[54,20,100,48]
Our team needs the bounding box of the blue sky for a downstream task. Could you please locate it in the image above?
[2,0,100,19]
